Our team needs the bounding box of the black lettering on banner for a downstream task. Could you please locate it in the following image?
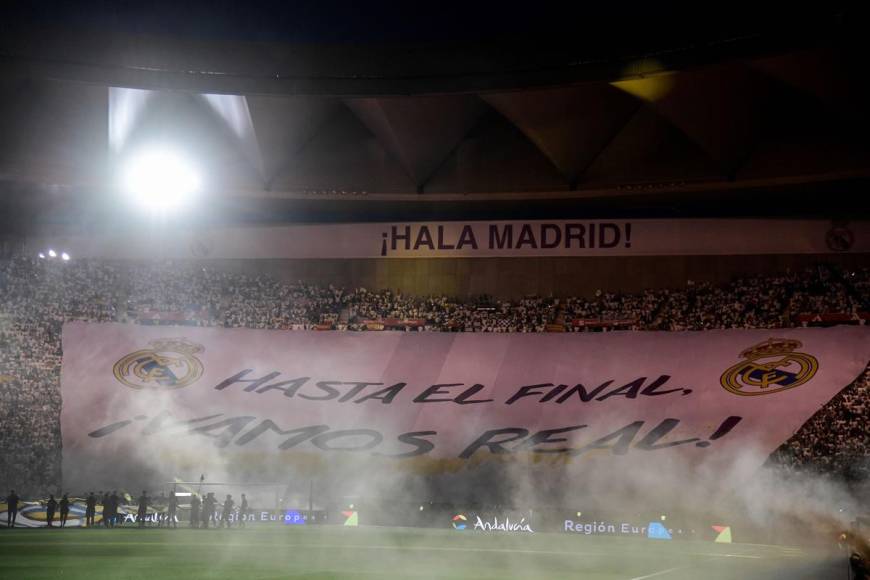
[514,425,587,453]
[454,384,494,405]
[695,416,743,448]
[299,381,342,401]
[311,429,383,452]
[640,375,685,397]
[256,377,310,397]
[375,431,437,458]
[414,227,435,250]
[391,225,411,251]
[437,226,454,250]
[88,420,133,437]
[633,418,699,450]
[596,377,645,401]
[214,369,281,392]
[598,223,621,248]
[505,383,553,405]
[191,417,258,448]
[565,224,586,249]
[414,384,462,403]
[459,428,530,459]
[489,225,513,249]
[541,224,562,249]
[539,384,568,402]
[556,381,613,403]
[571,421,644,456]
[338,382,382,402]
[234,421,330,449]
[354,383,407,404]
[516,224,538,249]
[456,226,478,250]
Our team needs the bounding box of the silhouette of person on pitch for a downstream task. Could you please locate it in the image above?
[190,494,201,528]
[46,495,57,527]
[137,491,148,528]
[5,490,19,528]
[85,492,96,527]
[59,494,70,528]
[238,493,248,528]
[222,495,234,528]
[202,493,216,528]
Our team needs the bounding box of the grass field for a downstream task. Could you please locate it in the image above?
[0,526,846,580]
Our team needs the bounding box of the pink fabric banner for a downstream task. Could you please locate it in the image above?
[60,323,869,488]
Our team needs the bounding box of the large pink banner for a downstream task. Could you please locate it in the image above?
[61,323,869,489]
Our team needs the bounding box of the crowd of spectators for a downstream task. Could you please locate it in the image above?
[772,368,870,480]
[0,255,868,493]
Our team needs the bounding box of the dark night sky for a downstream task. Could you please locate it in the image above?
[0,1,853,48]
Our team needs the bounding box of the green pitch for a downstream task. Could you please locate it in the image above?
[0,526,843,579]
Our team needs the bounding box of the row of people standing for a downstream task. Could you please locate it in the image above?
[189,492,248,528]
[36,493,73,528]
[40,490,121,527]
[5,489,249,528]
[107,490,240,528]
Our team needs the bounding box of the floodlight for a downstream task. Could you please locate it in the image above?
[61,252,70,261]
[122,148,201,211]
[38,252,45,259]
[48,249,57,258]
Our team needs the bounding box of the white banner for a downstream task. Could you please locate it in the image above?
[30,219,870,260]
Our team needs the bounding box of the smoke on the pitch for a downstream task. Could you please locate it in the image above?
[60,326,865,549]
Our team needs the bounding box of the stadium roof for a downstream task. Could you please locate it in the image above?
[0,3,868,227]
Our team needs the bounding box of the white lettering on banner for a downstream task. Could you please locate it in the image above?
[122,513,172,524]
[30,220,870,260]
[473,515,534,533]
[563,520,647,536]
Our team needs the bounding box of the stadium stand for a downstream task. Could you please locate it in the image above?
[0,254,869,494]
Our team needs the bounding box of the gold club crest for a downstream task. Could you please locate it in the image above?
[720,338,818,396]
[113,338,204,390]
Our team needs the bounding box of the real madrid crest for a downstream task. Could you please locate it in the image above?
[720,338,818,396]
[113,338,205,390]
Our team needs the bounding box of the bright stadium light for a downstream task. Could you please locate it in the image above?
[37,252,45,259]
[48,249,56,258]
[61,252,70,261]
[121,148,201,211]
